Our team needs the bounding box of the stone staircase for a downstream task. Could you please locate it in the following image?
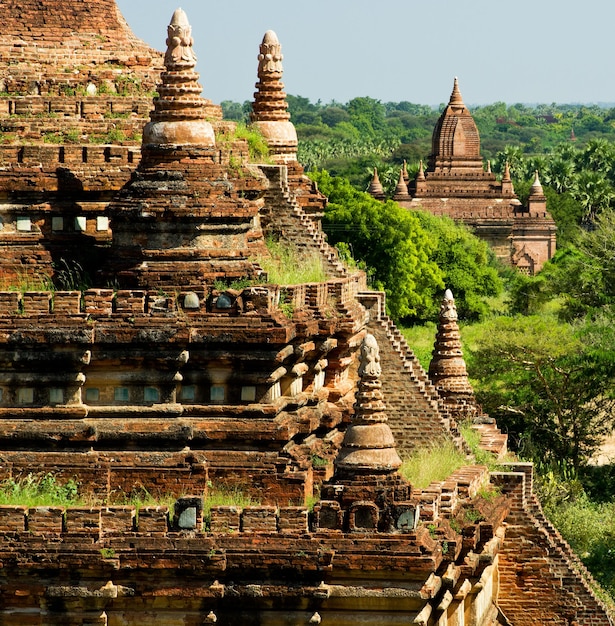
[359,291,469,455]
[261,165,347,279]
[497,463,614,625]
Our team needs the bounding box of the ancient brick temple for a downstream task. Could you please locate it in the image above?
[375,78,557,275]
[0,3,611,625]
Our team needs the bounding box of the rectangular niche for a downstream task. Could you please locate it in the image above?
[85,388,100,403]
[49,388,64,404]
[241,386,256,402]
[114,387,130,402]
[179,385,196,401]
[144,387,160,402]
[96,216,109,231]
[51,217,64,231]
[210,385,225,403]
[17,388,34,404]
[74,216,87,232]
[16,217,32,232]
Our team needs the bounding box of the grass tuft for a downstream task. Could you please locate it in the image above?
[257,238,327,285]
[400,440,467,489]
[203,485,260,530]
[0,473,81,507]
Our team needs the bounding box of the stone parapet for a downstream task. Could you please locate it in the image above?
[0,274,367,319]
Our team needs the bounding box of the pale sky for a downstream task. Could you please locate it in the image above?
[116,0,615,107]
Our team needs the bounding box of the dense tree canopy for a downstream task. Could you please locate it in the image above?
[312,170,443,320]
[311,171,503,322]
[468,315,615,470]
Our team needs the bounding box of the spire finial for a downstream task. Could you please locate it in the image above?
[165,8,197,67]
[417,159,426,180]
[530,170,545,196]
[143,9,215,147]
[449,76,464,106]
[251,30,298,162]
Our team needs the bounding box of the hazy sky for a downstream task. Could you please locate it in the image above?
[116,0,615,107]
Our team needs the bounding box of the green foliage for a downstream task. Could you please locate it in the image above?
[215,123,271,162]
[459,422,500,469]
[0,270,54,293]
[399,440,467,489]
[544,210,615,318]
[234,123,270,161]
[0,473,80,507]
[43,129,80,144]
[221,100,251,122]
[539,470,615,601]
[468,314,615,470]
[53,259,92,291]
[413,211,503,321]
[398,321,437,370]
[258,237,327,285]
[312,169,443,320]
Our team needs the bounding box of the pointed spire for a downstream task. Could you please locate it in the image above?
[486,160,492,174]
[428,290,478,420]
[529,170,545,197]
[449,76,465,107]
[417,160,425,180]
[368,167,385,199]
[252,30,289,122]
[143,8,215,147]
[500,160,515,197]
[402,159,409,183]
[393,168,410,200]
[335,334,402,477]
[251,30,298,162]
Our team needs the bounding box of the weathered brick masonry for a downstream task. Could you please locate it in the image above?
[0,2,610,624]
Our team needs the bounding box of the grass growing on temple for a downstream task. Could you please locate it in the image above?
[399,440,467,489]
[258,238,327,285]
[0,473,81,507]
[202,485,260,531]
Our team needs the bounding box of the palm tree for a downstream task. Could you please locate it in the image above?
[573,170,615,223]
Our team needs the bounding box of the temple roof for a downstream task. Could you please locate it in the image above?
[430,78,481,165]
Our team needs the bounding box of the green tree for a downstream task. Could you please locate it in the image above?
[346,97,387,137]
[311,170,444,320]
[572,170,615,222]
[469,315,615,470]
[545,209,615,317]
[413,211,503,320]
